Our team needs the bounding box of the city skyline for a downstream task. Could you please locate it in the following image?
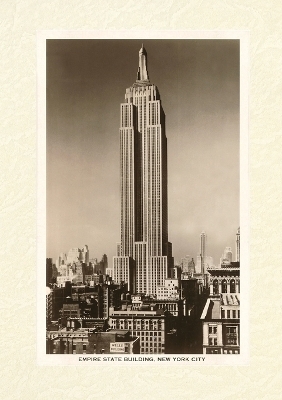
[47,39,240,266]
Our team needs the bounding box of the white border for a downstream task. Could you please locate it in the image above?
[37,30,249,366]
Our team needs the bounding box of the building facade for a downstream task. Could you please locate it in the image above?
[201,262,240,354]
[109,309,167,354]
[157,278,180,300]
[47,329,139,355]
[113,45,173,296]
[201,294,240,354]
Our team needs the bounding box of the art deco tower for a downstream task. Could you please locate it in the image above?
[113,45,173,295]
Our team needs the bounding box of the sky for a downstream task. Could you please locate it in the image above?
[46,39,240,266]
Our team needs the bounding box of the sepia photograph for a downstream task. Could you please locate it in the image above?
[41,33,248,363]
[3,0,282,394]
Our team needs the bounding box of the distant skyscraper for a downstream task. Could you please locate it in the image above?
[236,227,240,262]
[113,45,173,295]
[200,232,206,274]
[181,255,192,273]
[66,245,89,265]
[223,247,233,263]
[220,246,233,266]
[195,232,213,273]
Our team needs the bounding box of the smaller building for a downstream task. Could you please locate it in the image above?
[88,330,139,354]
[208,264,240,295]
[131,294,143,310]
[105,268,113,278]
[60,303,81,319]
[156,278,180,300]
[109,308,167,354]
[57,275,73,287]
[47,327,139,354]
[201,294,240,354]
[46,288,53,323]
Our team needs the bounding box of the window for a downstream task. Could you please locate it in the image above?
[225,326,238,345]
[206,348,219,354]
[209,325,217,334]
[213,280,219,294]
[227,310,230,318]
[221,309,225,319]
[232,310,236,319]
[222,280,227,293]
[230,279,236,293]
[208,338,217,346]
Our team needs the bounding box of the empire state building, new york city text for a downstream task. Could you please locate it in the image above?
[113,45,174,295]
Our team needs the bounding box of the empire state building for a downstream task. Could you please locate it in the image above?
[113,45,173,295]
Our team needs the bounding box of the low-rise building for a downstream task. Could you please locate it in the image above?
[201,293,240,354]
[142,299,182,317]
[47,328,139,354]
[208,264,240,295]
[60,303,81,319]
[201,261,240,354]
[109,308,167,354]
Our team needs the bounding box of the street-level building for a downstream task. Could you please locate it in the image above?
[47,328,139,354]
[201,293,240,354]
[201,261,240,354]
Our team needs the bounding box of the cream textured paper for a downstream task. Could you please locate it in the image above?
[1,0,281,398]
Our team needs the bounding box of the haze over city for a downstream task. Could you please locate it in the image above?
[47,39,239,265]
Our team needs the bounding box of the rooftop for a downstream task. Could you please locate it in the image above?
[222,293,240,306]
[200,294,240,320]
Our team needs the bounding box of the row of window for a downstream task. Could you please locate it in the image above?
[221,309,240,319]
[142,343,165,348]
[207,338,239,348]
[114,324,163,331]
[134,331,163,336]
[212,279,239,294]
[206,349,239,354]
[142,337,163,343]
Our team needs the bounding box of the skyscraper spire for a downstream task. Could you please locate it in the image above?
[136,44,150,82]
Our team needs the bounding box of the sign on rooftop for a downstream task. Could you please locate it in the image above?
[110,342,125,353]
